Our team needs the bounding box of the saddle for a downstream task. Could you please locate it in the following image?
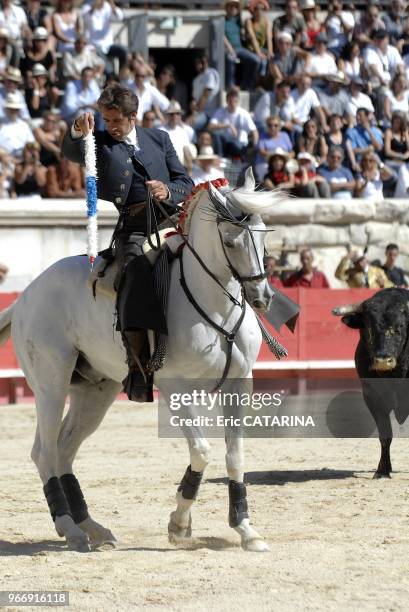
[88,229,184,300]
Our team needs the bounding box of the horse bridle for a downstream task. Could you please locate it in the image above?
[149,192,269,391]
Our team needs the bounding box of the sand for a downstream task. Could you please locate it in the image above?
[1,401,409,612]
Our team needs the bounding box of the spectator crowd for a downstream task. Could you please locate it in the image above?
[1,0,409,201]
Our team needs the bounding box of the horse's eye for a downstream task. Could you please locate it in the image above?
[224,239,235,249]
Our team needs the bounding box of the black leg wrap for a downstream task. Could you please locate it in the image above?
[177,465,203,500]
[228,480,249,528]
[43,477,72,522]
[60,474,89,524]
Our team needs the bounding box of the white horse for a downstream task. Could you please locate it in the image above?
[0,170,286,552]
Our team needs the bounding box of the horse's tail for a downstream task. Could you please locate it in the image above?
[0,303,14,346]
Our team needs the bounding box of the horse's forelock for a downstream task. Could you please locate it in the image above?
[227,187,287,216]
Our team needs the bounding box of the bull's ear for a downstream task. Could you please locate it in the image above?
[341,313,363,329]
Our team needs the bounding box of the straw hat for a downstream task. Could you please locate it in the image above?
[4,66,21,83]
[4,92,23,109]
[32,63,48,77]
[33,26,48,40]
[196,146,219,160]
[269,147,290,160]
[165,100,183,115]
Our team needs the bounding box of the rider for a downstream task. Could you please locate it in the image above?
[62,84,194,402]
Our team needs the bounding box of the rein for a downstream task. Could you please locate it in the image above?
[149,189,269,391]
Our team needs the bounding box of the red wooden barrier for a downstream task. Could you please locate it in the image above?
[0,289,378,401]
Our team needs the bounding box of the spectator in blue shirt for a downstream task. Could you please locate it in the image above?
[254,115,293,181]
[345,107,383,171]
[61,66,101,123]
[318,145,356,199]
[224,0,261,90]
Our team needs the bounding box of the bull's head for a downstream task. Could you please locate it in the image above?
[333,290,409,372]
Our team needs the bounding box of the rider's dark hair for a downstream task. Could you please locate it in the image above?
[97,84,139,117]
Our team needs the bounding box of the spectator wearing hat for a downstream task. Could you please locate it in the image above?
[254,115,293,181]
[209,86,258,158]
[308,32,338,80]
[270,30,310,84]
[324,0,354,59]
[244,0,273,76]
[363,29,404,90]
[191,146,224,185]
[61,66,100,123]
[345,108,383,170]
[159,101,195,172]
[295,117,328,165]
[383,0,407,47]
[318,71,353,125]
[384,111,409,174]
[300,0,322,51]
[273,0,306,49]
[264,148,295,190]
[191,54,220,132]
[25,63,59,119]
[354,3,385,46]
[293,151,331,197]
[335,248,393,289]
[317,145,355,199]
[290,75,327,134]
[284,248,330,288]
[52,0,81,55]
[253,79,296,132]
[0,66,29,121]
[14,141,46,199]
[354,151,394,201]
[81,0,127,71]
[347,77,375,119]
[20,27,57,82]
[224,0,262,90]
[62,36,105,82]
[0,92,35,158]
[0,28,17,73]
[128,65,170,124]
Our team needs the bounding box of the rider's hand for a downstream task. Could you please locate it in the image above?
[73,113,95,137]
[146,180,170,201]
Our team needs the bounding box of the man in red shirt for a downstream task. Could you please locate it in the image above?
[284,248,330,288]
[264,255,284,288]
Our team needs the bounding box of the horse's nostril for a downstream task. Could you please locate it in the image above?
[252,300,265,310]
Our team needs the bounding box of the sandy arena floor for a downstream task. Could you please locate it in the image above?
[1,401,409,611]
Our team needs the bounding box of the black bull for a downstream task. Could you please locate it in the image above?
[335,288,409,478]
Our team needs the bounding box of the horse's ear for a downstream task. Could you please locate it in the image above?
[243,167,256,191]
[208,181,226,207]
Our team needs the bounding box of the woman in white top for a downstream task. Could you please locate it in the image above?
[383,73,409,124]
[355,151,394,202]
[52,0,80,54]
[338,41,362,81]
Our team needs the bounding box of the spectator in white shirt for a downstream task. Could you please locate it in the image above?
[291,74,327,132]
[81,0,127,70]
[128,66,170,124]
[364,29,404,88]
[61,66,101,122]
[347,77,375,119]
[383,73,409,125]
[209,86,259,158]
[308,32,337,80]
[191,53,220,132]
[0,66,29,121]
[63,36,105,81]
[159,101,195,171]
[191,146,224,185]
[253,79,296,131]
[324,0,355,58]
[0,0,30,44]
[0,92,35,158]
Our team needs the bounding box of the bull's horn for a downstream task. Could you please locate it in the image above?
[332,303,363,316]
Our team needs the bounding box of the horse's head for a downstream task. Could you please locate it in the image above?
[208,168,284,314]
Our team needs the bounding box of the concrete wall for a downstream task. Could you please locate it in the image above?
[0,198,408,291]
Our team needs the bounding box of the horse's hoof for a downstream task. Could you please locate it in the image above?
[373,472,391,479]
[92,539,117,551]
[241,538,270,553]
[168,513,192,544]
[66,534,91,552]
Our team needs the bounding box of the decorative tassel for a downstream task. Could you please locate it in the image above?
[84,132,98,269]
[256,315,288,360]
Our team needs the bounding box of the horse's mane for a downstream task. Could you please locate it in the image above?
[178,177,286,236]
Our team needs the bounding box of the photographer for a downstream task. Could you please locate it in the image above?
[14,141,46,198]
